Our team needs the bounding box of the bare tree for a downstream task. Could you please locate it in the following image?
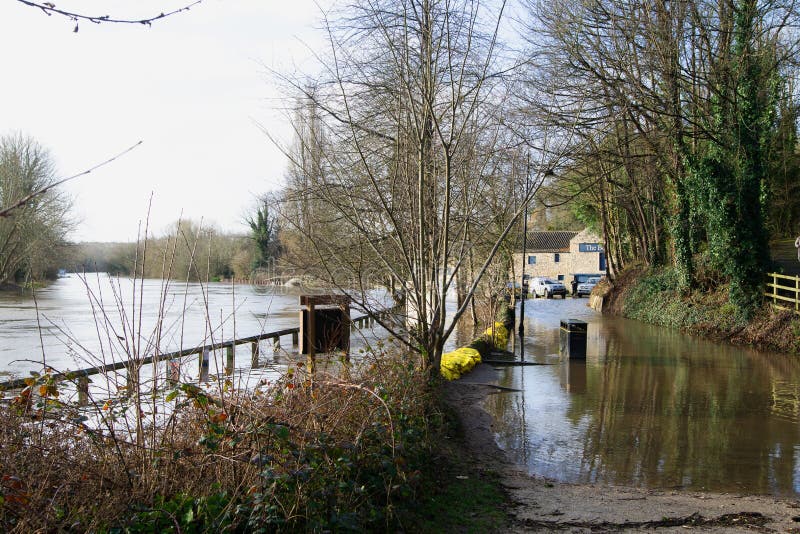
[523,0,800,300]
[273,0,571,371]
[0,133,74,284]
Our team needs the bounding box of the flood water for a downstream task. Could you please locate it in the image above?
[0,275,386,386]
[488,297,800,496]
[5,278,800,495]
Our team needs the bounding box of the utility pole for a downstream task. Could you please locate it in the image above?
[518,155,530,359]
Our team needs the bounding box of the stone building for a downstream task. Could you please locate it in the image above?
[512,228,606,284]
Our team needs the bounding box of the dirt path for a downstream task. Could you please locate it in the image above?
[444,364,800,533]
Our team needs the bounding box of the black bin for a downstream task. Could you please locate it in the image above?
[560,319,587,359]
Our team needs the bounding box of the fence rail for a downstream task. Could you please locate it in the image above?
[0,311,383,393]
[765,272,800,314]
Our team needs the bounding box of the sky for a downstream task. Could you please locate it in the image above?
[0,0,330,242]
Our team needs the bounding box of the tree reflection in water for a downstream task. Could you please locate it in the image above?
[486,299,800,496]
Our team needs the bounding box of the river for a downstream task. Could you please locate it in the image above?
[0,275,387,387]
[488,297,800,496]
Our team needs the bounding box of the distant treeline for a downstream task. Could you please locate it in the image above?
[68,220,265,282]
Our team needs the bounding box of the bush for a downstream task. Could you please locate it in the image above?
[619,265,750,334]
[0,352,439,532]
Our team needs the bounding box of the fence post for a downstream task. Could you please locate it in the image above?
[199,348,210,382]
[306,303,316,375]
[226,344,235,376]
[77,375,89,407]
[774,273,778,305]
[291,331,299,347]
[126,366,138,398]
[796,275,799,313]
[251,341,260,368]
[273,336,281,352]
[167,359,180,385]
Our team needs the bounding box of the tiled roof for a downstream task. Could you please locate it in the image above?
[519,231,578,252]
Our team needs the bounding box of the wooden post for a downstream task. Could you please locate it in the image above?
[306,303,316,375]
[226,344,235,375]
[273,336,281,352]
[796,275,799,313]
[126,366,138,398]
[77,375,89,406]
[291,331,299,347]
[251,341,259,368]
[167,359,180,385]
[343,302,351,362]
[774,273,778,305]
[199,348,210,382]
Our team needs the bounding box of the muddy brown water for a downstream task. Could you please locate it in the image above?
[488,297,800,496]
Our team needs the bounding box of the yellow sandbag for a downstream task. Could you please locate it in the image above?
[440,347,481,380]
[484,321,509,348]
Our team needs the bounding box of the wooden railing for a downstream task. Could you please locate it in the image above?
[0,311,385,395]
[765,272,800,314]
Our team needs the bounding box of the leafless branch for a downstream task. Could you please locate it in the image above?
[0,140,143,218]
[15,0,202,31]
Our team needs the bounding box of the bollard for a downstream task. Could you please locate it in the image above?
[251,341,260,368]
[199,348,210,382]
[559,319,587,359]
[226,344,235,376]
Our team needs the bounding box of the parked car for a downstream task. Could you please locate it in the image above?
[530,277,567,298]
[575,276,601,297]
[504,281,523,299]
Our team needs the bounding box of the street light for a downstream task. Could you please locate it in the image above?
[518,156,531,360]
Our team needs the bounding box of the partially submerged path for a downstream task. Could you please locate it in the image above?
[444,363,800,533]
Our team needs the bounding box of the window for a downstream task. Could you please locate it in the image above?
[554,253,560,263]
[557,274,564,281]
[527,255,536,265]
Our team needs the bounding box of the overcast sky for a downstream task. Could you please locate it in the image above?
[0,0,329,242]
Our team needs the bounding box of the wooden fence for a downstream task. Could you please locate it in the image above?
[765,272,800,314]
[0,311,385,398]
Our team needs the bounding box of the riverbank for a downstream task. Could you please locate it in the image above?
[446,363,800,533]
[598,264,800,356]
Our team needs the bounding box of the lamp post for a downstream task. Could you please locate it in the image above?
[519,203,528,338]
[518,156,531,360]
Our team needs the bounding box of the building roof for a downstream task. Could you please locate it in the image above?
[519,231,578,252]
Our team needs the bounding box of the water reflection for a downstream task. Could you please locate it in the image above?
[487,298,800,495]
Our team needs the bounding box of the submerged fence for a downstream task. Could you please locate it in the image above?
[765,272,800,314]
[0,310,386,398]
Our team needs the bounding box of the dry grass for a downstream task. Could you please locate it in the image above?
[0,349,437,532]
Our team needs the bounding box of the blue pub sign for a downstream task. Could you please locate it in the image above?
[578,243,604,253]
